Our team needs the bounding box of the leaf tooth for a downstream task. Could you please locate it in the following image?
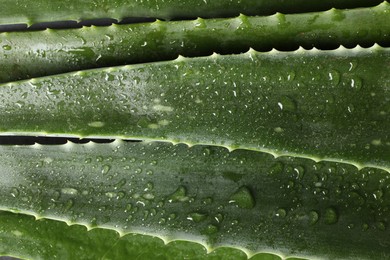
[382,0,390,7]
[193,17,206,28]
[175,54,187,62]
[210,52,220,59]
[152,19,164,26]
[32,143,43,149]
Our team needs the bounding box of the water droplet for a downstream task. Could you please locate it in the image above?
[10,188,19,198]
[101,165,111,175]
[150,160,157,166]
[104,73,115,82]
[61,188,78,195]
[348,60,358,71]
[377,221,386,231]
[328,70,340,86]
[2,45,11,50]
[115,178,127,188]
[168,213,177,220]
[64,199,74,211]
[362,223,369,231]
[105,192,116,199]
[229,186,255,209]
[202,197,213,205]
[125,203,133,212]
[202,148,211,156]
[373,189,384,200]
[268,162,284,175]
[142,193,155,200]
[347,104,354,113]
[274,127,284,133]
[52,191,61,200]
[350,77,362,90]
[309,210,319,225]
[287,71,295,81]
[187,212,207,223]
[324,207,338,225]
[84,158,92,164]
[203,224,218,235]
[293,166,305,179]
[348,191,365,205]
[275,208,287,218]
[214,213,224,223]
[144,182,154,191]
[117,192,125,199]
[277,96,296,112]
[168,186,190,202]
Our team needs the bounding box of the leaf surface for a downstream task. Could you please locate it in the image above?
[1,2,389,83]
[0,141,388,259]
[0,46,389,170]
[0,0,384,25]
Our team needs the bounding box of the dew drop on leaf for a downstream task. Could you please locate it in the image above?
[229,186,255,209]
[202,197,213,205]
[328,70,340,86]
[268,162,284,175]
[105,192,116,199]
[203,224,218,235]
[309,210,320,225]
[10,187,19,198]
[350,77,362,90]
[142,193,155,200]
[377,221,386,231]
[168,186,190,203]
[214,213,224,223]
[64,199,74,211]
[275,208,287,218]
[348,191,365,206]
[293,166,305,180]
[187,212,207,223]
[324,207,338,225]
[362,223,369,231]
[61,188,78,195]
[101,164,111,175]
[168,213,177,220]
[373,189,384,200]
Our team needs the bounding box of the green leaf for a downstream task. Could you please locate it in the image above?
[0,210,251,260]
[1,2,389,83]
[0,46,389,170]
[0,0,384,26]
[0,141,388,259]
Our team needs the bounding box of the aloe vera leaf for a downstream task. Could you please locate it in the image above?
[0,0,384,26]
[0,211,251,260]
[1,3,389,83]
[1,45,389,170]
[0,141,389,259]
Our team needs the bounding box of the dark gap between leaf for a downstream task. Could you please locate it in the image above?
[0,136,143,145]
